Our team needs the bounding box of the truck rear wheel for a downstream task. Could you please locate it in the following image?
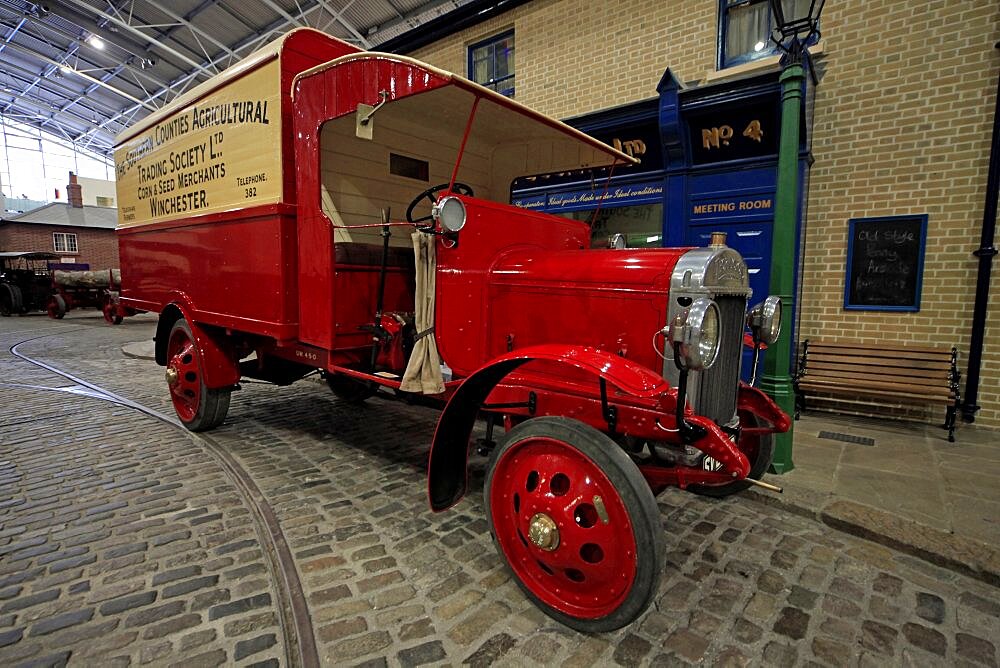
[485,416,663,632]
[166,318,231,431]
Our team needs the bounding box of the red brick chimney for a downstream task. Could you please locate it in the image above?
[67,171,83,208]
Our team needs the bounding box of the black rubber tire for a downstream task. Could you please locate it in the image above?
[484,416,664,632]
[168,319,231,432]
[688,412,773,498]
[1,284,22,316]
[48,294,67,319]
[325,373,375,404]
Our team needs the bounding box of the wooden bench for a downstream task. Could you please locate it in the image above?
[794,339,961,442]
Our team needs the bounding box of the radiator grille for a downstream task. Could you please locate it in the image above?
[695,295,746,425]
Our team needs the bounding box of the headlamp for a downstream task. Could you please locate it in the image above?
[746,296,782,345]
[668,298,721,371]
[432,196,467,233]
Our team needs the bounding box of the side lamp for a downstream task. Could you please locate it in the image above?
[746,295,782,385]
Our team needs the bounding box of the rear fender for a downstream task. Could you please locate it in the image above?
[156,301,240,389]
[428,345,668,511]
[737,382,791,432]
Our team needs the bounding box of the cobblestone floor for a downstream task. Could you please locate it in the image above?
[1,312,998,667]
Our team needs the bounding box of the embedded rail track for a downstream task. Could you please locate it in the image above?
[6,330,319,668]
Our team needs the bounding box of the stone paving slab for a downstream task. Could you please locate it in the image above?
[0,312,998,667]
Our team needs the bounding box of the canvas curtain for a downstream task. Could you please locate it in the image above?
[400,232,445,394]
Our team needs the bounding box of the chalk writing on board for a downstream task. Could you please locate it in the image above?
[845,216,926,311]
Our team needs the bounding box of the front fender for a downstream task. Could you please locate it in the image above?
[427,345,669,511]
[738,382,791,432]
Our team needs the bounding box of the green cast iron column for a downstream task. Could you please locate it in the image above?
[759,60,805,474]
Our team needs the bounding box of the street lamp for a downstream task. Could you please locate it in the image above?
[758,0,825,473]
[770,0,825,60]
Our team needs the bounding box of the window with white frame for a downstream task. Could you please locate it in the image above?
[469,31,515,97]
[53,232,78,253]
[719,0,817,69]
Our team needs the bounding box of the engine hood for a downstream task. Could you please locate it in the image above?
[490,247,690,291]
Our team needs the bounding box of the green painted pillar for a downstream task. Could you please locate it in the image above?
[759,61,805,474]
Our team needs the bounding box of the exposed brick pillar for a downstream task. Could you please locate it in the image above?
[67,172,83,208]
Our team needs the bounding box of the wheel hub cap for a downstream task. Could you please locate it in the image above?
[528,512,559,551]
[165,366,179,386]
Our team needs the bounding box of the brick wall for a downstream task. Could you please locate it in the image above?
[801,0,1000,427]
[410,0,1000,429]
[411,0,717,118]
[0,223,120,269]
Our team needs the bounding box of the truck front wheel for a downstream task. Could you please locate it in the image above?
[688,411,773,498]
[165,318,231,431]
[485,416,663,632]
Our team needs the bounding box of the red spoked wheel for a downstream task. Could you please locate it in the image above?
[688,411,773,498]
[165,318,231,432]
[485,417,663,632]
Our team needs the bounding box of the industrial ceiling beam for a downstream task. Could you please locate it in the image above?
[7,9,174,91]
[2,40,155,109]
[140,3,236,62]
[258,0,304,28]
[59,0,217,78]
[42,61,128,133]
[0,54,122,117]
[368,0,459,44]
[0,15,25,57]
[36,2,165,69]
[0,86,109,141]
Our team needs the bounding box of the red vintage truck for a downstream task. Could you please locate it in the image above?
[114,28,789,631]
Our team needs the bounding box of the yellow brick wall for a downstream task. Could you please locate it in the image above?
[411,0,717,118]
[802,0,1000,428]
[411,0,1000,428]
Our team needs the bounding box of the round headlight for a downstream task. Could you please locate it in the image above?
[669,298,721,371]
[433,196,467,233]
[746,296,782,345]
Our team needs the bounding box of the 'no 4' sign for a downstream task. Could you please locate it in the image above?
[702,120,764,149]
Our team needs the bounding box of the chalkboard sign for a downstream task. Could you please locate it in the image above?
[844,215,927,311]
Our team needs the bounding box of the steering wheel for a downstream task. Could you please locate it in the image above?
[405,182,474,225]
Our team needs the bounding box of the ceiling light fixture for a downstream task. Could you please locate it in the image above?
[88,35,105,50]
